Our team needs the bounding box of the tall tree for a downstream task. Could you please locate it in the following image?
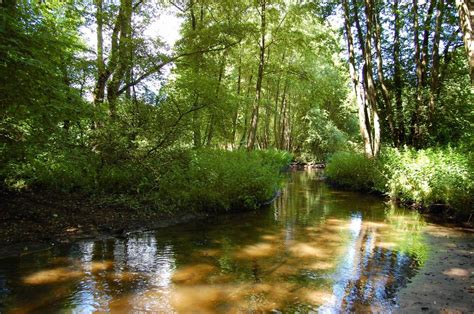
[456,0,474,83]
[247,0,267,150]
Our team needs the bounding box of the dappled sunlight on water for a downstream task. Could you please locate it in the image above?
[0,170,438,312]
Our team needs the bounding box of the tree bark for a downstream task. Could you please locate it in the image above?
[393,0,405,145]
[93,0,108,106]
[247,0,266,150]
[206,52,226,146]
[410,0,423,146]
[231,53,242,148]
[107,0,133,117]
[370,0,396,146]
[429,0,444,129]
[456,0,474,83]
[343,0,373,156]
[353,0,380,157]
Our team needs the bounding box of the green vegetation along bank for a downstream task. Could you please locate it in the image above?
[0,149,291,247]
[325,147,474,218]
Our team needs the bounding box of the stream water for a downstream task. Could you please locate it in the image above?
[0,170,431,313]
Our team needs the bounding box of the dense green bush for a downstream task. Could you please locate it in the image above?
[1,148,291,213]
[156,149,292,212]
[325,148,473,213]
[381,148,473,212]
[325,151,382,191]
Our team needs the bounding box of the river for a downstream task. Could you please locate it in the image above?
[0,170,470,312]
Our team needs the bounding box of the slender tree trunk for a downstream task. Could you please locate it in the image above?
[393,0,405,145]
[231,54,242,148]
[343,0,372,156]
[411,0,423,146]
[280,95,288,150]
[277,80,288,150]
[93,0,107,106]
[421,0,436,86]
[192,96,202,148]
[247,0,266,150]
[285,96,292,151]
[239,74,254,148]
[107,0,133,117]
[272,73,282,148]
[206,52,226,146]
[370,0,396,146]
[456,0,474,83]
[429,0,444,129]
[272,51,286,148]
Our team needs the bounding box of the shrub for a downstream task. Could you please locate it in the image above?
[325,151,382,191]
[1,147,292,213]
[2,148,100,193]
[156,149,292,212]
[325,148,473,214]
[381,147,473,212]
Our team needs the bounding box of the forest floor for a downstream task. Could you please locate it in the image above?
[396,224,474,313]
[0,188,207,258]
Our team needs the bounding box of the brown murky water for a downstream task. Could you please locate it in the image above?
[0,170,430,313]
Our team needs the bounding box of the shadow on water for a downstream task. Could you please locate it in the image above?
[0,170,430,312]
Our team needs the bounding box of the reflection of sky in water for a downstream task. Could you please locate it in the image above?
[318,212,417,312]
[65,235,177,312]
[76,242,112,312]
[323,214,362,312]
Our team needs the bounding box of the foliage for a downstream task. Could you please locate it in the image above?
[325,151,381,191]
[300,107,353,162]
[326,148,474,214]
[1,146,291,213]
[381,147,473,212]
[157,149,292,212]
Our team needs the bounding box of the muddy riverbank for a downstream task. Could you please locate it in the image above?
[0,188,208,258]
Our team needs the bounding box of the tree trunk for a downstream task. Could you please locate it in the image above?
[353,0,380,157]
[206,52,226,146]
[393,0,405,145]
[93,0,107,106]
[239,74,254,148]
[277,79,288,150]
[429,0,444,129]
[370,0,396,146]
[247,0,266,150]
[107,0,133,117]
[231,54,242,148]
[456,0,474,83]
[343,0,373,157]
[421,0,436,87]
[410,0,423,146]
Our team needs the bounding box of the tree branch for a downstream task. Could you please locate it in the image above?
[117,41,241,96]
